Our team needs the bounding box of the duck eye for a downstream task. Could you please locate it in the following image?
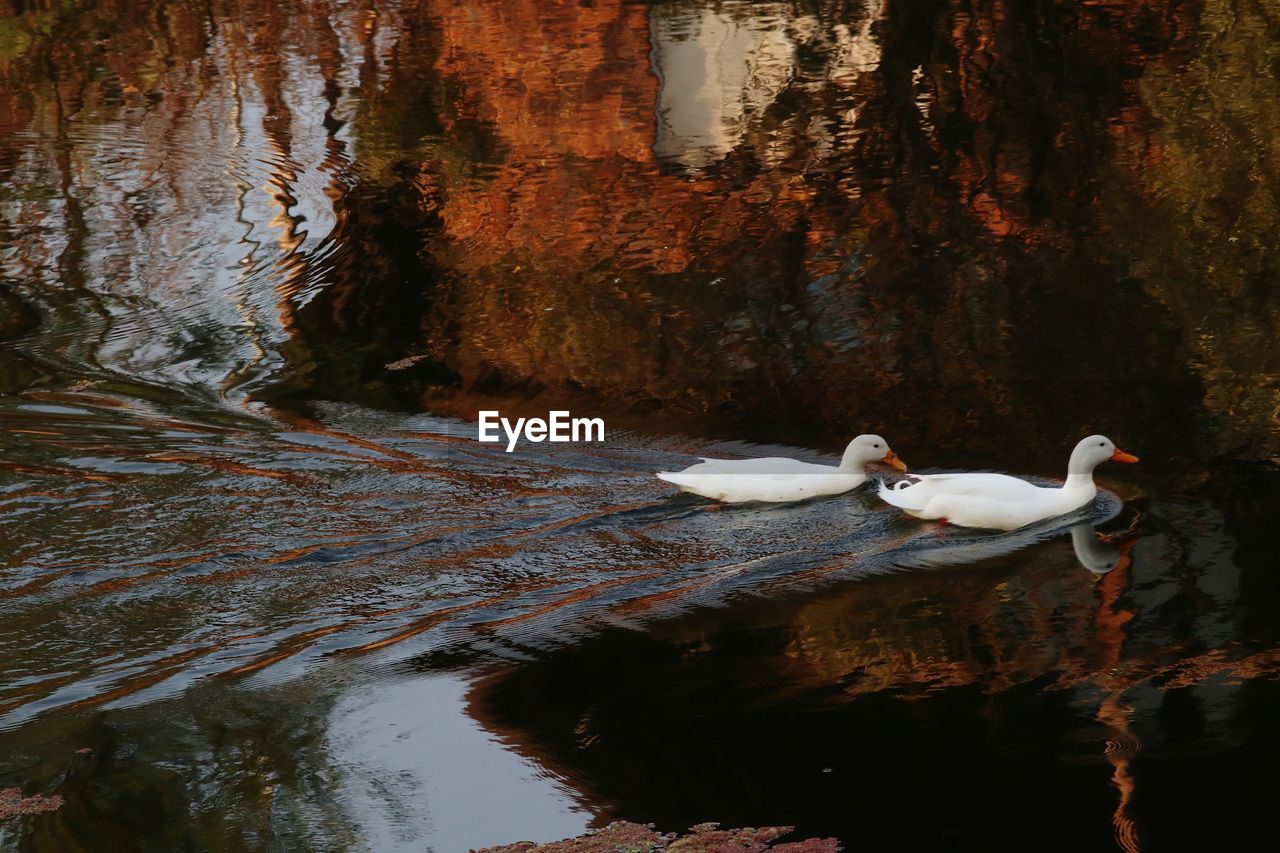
[874,443,880,448]
[1099,442,1105,446]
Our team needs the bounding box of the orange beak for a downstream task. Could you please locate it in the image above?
[1110,448,1139,464]
[882,451,908,472]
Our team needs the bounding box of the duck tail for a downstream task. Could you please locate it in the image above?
[656,472,691,490]
[878,478,928,511]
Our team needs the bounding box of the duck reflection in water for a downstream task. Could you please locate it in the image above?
[893,513,1138,576]
[1071,522,1138,576]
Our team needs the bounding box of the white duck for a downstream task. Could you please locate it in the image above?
[877,435,1138,531]
[657,434,907,504]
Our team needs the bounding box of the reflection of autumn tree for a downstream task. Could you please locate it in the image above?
[395,0,828,428]
[1099,0,1280,461]
[13,688,357,852]
[0,0,410,402]
[288,0,1274,470]
[4,0,1276,464]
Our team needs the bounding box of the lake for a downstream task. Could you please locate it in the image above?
[1,0,1278,850]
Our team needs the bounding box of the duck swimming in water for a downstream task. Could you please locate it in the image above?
[657,434,907,504]
[877,435,1138,531]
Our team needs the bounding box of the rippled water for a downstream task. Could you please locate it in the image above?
[2,0,1279,850]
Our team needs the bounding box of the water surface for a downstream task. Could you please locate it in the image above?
[1,0,1278,850]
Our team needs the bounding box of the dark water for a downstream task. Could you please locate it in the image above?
[1,0,1278,850]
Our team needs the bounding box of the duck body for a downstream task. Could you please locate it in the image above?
[658,458,868,504]
[878,472,1096,531]
[657,434,906,504]
[877,435,1138,531]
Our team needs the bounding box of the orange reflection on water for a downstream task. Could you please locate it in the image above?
[1091,540,1142,853]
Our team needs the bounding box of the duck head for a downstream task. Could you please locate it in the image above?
[841,434,907,473]
[1068,435,1139,475]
